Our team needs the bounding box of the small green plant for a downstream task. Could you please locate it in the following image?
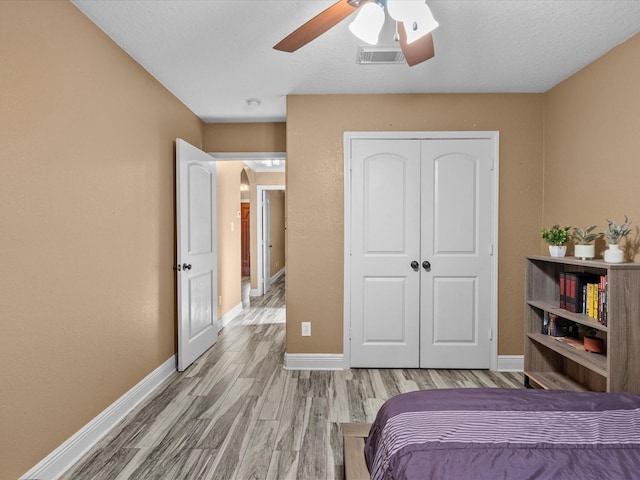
[572,225,601,245]
[603,216,632,245]
[541,225,571,246]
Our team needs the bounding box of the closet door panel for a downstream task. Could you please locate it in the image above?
[420,139,493,369]
[350,139,421,368]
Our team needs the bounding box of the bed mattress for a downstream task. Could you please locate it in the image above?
[365,388,640,479]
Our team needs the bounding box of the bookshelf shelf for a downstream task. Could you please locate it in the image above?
[527,333,608,377]
[524,255,640,393]
[525,371,589,392]
[526,300,608,333]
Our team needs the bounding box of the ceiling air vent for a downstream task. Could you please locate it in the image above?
[356,46,406,65]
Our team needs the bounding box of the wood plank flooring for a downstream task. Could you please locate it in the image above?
[61,276,524,480]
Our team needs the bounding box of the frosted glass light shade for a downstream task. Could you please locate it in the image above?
[349,2,385,45]
[387,0,422,22]
[403,4,439,43]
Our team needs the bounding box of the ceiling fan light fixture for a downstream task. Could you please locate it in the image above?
[403,4,439,44]
[386,0,422,22]
[348,1,385,45]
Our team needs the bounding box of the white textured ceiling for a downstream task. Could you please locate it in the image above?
[71,0,640,123]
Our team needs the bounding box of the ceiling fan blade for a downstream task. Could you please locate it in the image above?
[398,22,435,67]
[273,0,358,52]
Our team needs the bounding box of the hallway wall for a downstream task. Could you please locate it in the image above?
[0,2,204,477]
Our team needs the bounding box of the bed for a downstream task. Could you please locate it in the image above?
[345,388,640,479]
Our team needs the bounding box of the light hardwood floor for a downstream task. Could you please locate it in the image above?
[61,275,524,480]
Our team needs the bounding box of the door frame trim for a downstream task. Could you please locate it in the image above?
[343,131,500,370]
[256,185,285,296]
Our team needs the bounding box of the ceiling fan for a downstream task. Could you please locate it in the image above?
[273,0,438,67]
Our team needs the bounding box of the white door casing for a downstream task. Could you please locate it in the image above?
[344,132,499,370]
[255,185,285,296]
[176,139,218,372]
[263,190,272,294]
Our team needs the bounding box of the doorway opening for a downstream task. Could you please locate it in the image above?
[207,152,286,327]
[256,185,286,296]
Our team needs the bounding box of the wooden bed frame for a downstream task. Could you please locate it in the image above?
[341,422,372,480]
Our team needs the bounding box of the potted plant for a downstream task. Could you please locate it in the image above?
[541,224,571,257]
[580,326,604,354]
[572,225,601,260]
[602,216,632,263]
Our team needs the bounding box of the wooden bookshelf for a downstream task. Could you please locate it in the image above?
[524,255,640,393]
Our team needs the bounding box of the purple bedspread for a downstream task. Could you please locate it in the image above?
[365,388,640,480]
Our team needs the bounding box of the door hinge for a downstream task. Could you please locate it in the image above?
[490,243,494,256]
[488,328,493,341]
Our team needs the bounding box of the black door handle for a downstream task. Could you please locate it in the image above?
[422,261,431,271]
[183,263,192,270]
[411,261,419,271]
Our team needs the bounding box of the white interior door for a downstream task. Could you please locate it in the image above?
[176,139,218,372]
[350,139,421,367]
[348,133,497,369]
[263,190,272,294]
[419,139,493,368]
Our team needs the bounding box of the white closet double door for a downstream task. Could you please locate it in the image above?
[349,135,496,368]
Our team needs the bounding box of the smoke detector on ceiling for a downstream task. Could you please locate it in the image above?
[246,98,262,110]
[356,45,406,65]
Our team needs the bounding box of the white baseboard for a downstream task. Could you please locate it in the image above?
[20,356,176,480]
[284,353,345,370]
[270,267,285,284]
[496,355,524,372]
[217,302,243,331]
[250,267,286,298]
[283,353,523,372]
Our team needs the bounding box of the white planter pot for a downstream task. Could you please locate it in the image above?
[604,244,624,263]
[549,245,567,258]
[574,244,595,260]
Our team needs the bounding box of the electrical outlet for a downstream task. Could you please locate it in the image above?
[301,322,311,337]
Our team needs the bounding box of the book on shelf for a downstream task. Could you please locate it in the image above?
[598,275,608,326]
[572,273,599,314]
[561,272,607,324]
[542,311,549,335]
[584,283,595,318]
[582,275,608,324]
[548,315,576,337]
[565,273,574,312]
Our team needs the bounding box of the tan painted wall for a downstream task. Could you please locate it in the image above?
[543,33,640,261]
[286,94,544,356]
[216,161,246,317]
[269,190,287,276]
[0,2,204,478]
[204,122,286,152]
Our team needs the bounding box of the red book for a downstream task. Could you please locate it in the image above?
[567,273,576,313]
[559,272,566,309]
